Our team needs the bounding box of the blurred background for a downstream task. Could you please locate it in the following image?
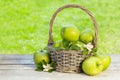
[0,0,120,54]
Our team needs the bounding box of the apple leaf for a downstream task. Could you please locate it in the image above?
[35,62,43,71]
[42,60,47,65]
[91,47,97,54]
[50,61,56,67]
[82,48,89,55]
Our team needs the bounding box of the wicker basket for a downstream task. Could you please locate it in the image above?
[47,4,98,73]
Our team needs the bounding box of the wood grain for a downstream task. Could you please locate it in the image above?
[0,54,119,80]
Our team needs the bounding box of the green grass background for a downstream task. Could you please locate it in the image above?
[0,0,120,54]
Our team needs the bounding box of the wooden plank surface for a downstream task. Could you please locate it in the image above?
[0,54,120,80]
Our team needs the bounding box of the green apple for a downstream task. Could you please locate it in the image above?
[95,54,111,71]
[61,27,80,42]
[79,28,94,43]
[53,40,65,50]
[82,56,103,76]
[53,40,62,48]
[34,50,50,68]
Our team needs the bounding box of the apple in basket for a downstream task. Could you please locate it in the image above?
[61,27,80,42]
[33,50,50,70]
[95,54,111,71]
[79,28,94,44]
[53,40,65,50]
[82,56,103,76]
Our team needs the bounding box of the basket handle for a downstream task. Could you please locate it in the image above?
[48,4,98,48]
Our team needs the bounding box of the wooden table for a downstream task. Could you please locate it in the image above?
[0,54,120,80]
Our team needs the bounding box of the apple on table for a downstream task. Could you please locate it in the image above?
[82,56,103,76]
[82,54,111,76]
[34,50,50,69]
[95,54,111,71]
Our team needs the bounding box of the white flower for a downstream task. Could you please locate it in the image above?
[84,43,93,52]
[43,64,53,72]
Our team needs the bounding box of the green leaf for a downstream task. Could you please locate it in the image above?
[36,63,43,71]
[91,47,97,54]
[50,62,56,67]
[83,48,89,55]
[69,45,80,50]
[42,60,47,65]
[62,39,70,49]
[93,47,97,52]
[35,68,43,71]
[38,62,43,66]
[69,41,84,50]
[48,69,54,73]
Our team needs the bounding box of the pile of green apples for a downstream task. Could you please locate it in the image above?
[33,27,111,75]
[54,27,111,76]
[82,54,111,76]
[33,50,111,75]
[54,27,95,53]
[61,27,93,43]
